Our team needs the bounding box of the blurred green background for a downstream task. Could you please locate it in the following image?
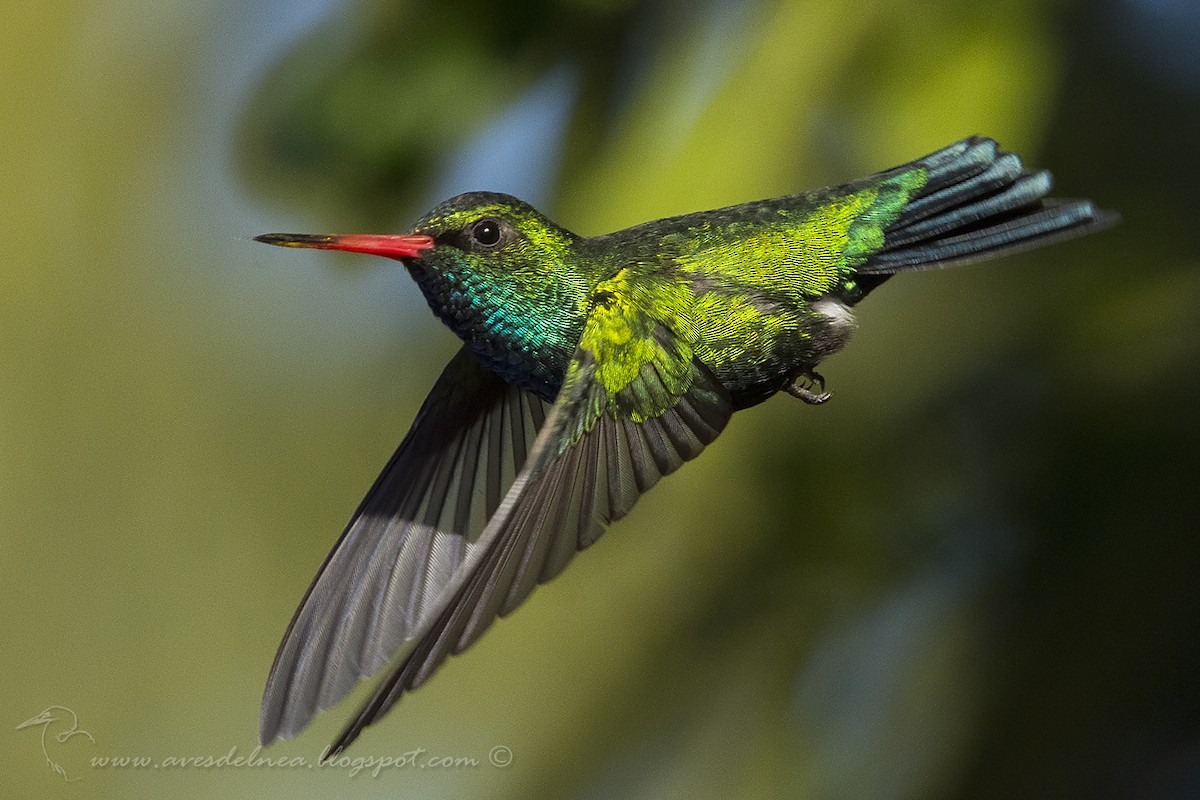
[4,0,1198,797]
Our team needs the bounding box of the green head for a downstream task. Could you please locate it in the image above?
[256,192,591,399]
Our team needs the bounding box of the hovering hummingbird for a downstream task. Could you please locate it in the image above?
[255,136,1114,755]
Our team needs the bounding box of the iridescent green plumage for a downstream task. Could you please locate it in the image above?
[254,136,1115,755]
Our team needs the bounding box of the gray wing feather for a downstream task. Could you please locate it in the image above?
[325,332,733,756]
[259,347,547,744]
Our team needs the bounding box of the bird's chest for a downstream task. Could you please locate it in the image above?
[414,269,580,401]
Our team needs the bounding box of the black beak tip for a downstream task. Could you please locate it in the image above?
[255,233,324,247]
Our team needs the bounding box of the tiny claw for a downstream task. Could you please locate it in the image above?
[786,369,831,405]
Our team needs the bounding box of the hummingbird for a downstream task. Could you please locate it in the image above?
[255,136,1114,755]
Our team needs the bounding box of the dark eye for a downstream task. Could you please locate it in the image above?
[470,218,502,247]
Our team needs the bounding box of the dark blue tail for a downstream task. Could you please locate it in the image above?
[860,137,1116,275]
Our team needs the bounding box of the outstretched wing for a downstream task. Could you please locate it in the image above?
[260,346,549,743]
[329,284,734,755]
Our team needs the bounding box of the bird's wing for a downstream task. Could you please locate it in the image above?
[328,284,734,755]
[260,346,549,743]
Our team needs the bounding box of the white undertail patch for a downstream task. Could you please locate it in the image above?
[812,297,856,334]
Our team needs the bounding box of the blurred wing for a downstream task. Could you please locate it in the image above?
[260,346,548,743]
[329,289,734,755]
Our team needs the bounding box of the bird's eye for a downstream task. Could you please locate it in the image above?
[470,218,503,248]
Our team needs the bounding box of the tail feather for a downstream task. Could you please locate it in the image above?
[859,137,1116,275]
[897,147,1019,230]
[888,171,1052,248]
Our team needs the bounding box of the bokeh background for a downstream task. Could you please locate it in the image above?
[4,0,1199,797]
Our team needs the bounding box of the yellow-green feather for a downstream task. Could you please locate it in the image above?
[673,190,878,299]
[577,269,698,423]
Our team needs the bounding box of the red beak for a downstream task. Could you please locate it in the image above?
[254,233,435,260]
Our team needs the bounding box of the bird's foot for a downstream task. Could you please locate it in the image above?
[786,369,831,405]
